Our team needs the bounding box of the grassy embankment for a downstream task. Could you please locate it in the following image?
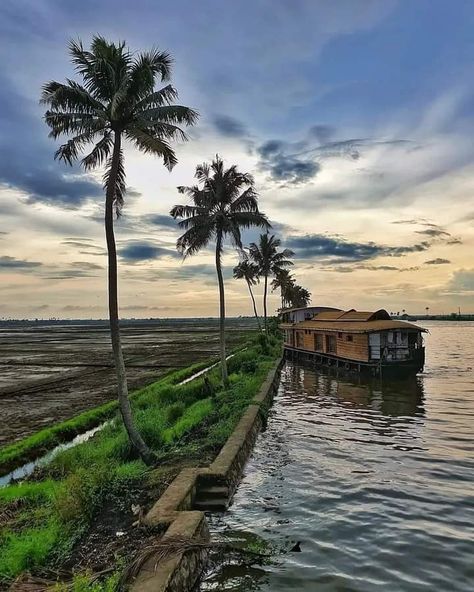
[0,339,256,476]
[0,335,281,588]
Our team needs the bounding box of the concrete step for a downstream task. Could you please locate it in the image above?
[194,499,228,512]
[196,485,229,499]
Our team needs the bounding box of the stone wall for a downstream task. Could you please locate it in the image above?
[130,357,284,592]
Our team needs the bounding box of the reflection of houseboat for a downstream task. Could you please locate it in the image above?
[280,308,426,376]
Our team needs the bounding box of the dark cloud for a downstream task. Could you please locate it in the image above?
[286,234,432,262]
[257,140,320,184]
[0,73,102,210]
[212,115,249,138]
[148,214,178,229]
[119,241,179,262]
[256,131,410,185]
[425,258,451,265]
[307,125,335,144]
[0,255,42,269]
[416,228,450,238]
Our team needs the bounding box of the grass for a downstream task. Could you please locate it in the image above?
[0,334,281,586]
[0,353,231,476]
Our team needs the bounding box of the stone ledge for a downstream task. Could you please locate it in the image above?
[132,356,284,592]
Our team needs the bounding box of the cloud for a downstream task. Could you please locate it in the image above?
[286,233,432,262]
[61,239,107,256]
[445,269,474,294]
[255,131,411,186]
[425,258,451,265]
[212,115,249,138]
[0,70,104,211]
[119,241,179,262]
[0,256,42,269]
[257,140,321,184]
[323,263,420,273]
[416,228,451,238]
[148,214,178,229]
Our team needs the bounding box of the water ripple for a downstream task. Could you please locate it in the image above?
[199,323,474,592]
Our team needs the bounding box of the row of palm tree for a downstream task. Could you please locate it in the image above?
[232,236,311,330]
[272,269,311,309]
[41,37,310,465]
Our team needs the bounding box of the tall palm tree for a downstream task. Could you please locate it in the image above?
[170,156,269,384]
[271,269,295,310]
[233,259,261,330]
[41,37,197,465]
[249,234,294,331]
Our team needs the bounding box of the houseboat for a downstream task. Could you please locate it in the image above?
[280,308,426,376]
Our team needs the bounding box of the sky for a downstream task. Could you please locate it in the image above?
[1,0,473,319]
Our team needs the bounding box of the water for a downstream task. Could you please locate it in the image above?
[199,322,474,591]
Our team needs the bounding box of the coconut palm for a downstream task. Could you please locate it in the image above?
[233,259,261,331]
[41,37,198,465]
[170,156,269,384]
[249,234,294,331]
[271,269,295,310]
[288,284,311,308]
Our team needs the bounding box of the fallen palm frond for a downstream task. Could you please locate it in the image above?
[122,535,215,582]
[122,533,275,584]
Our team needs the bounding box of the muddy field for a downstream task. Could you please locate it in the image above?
[0,318,255,446]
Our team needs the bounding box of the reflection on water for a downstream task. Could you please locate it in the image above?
[198,323,474,592]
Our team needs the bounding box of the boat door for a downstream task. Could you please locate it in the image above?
[369,333,381,360]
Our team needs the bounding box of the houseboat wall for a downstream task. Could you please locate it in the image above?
[284,328,423,364]
[288,328,369,362]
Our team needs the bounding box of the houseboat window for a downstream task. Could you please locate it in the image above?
[346,335,353,342]
[338,332,343,338]
[296,332,303,348]
[314,333,323,351]
[326,334,337,353]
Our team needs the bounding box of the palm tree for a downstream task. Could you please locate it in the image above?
[249,234,294,331]
[233,259,261,330]
[271,269,295,310]
[41,37,197,465]
[170,156,269,384]
[288,284,311,308]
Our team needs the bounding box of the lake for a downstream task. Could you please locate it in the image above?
[199,322,474,591]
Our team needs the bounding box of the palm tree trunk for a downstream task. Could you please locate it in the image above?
[215,232,228,384]
[263,272,268,332]
[247,280,261,331]
[105,132,155,466]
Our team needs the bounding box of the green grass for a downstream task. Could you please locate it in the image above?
[0,354,225,476]
[0,334,281,585]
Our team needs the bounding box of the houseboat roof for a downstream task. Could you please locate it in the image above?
[281,308,426,334]
[280,305,342,314]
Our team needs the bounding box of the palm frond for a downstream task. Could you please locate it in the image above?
[82,131,113,170]
[125,127,177,169]
[176,225,213,258]
[103,148,126,216]
[134,85,179,111]
[54,129,100,165]
[44,111,106,139]
[137,105,199,127]
[41,80,104,114]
